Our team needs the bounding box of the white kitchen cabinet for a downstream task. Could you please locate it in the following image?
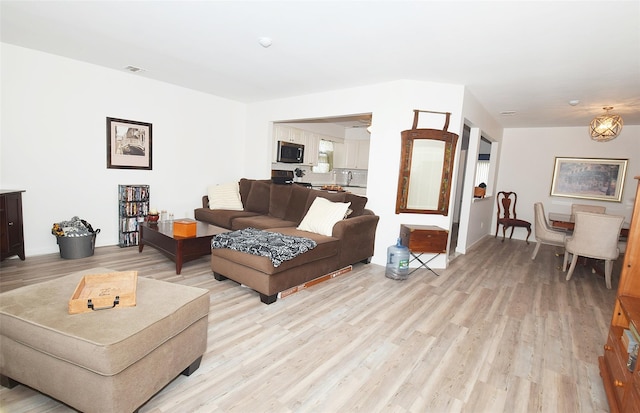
[302,131,320,166]
[274,124,304,144]
[334,139,369,169]
[274,124,288,142]
[356,140,370,169]
[273,125,287,161]
[333,142,347,168]
[289,127,304,144]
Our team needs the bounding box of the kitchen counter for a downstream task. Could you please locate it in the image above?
[311,183,367,188]
[312,185,367,196]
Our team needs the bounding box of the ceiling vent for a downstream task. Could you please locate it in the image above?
[124,65,145,73]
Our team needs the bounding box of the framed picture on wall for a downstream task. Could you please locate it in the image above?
[106,117,152,170]
[550,157,628,202]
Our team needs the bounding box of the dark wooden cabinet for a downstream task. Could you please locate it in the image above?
[600,177,640,412]
[0,190,25,261]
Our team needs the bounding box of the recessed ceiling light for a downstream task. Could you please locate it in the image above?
[124,65,145,73]
[569,99,580,106]
[500,111,516,115]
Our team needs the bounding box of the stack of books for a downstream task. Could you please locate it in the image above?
[623,323,640,354]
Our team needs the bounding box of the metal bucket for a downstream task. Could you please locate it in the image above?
[56,230,100,259]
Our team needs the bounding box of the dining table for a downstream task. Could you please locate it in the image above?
[548,212,630,238]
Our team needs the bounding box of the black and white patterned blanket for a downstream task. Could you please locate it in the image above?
[212,228,317,267]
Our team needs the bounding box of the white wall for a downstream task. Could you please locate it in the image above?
[495,125,640,241]
[9,43,627,266]
[1,43,246,256]
[246,80,468,267]
[4,44,493,265]
[456,89,505,253]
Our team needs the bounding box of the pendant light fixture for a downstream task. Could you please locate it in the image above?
[590,106,623,142]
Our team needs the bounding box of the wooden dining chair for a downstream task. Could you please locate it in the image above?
[563,211,624,289]
[495,191,531,244]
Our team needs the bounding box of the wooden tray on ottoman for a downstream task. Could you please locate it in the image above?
[68,271,137,314]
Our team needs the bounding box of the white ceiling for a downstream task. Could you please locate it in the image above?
[2,1,639,129]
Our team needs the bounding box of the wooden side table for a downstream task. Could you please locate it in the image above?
[399,224,448,276]
[0,190,26,261]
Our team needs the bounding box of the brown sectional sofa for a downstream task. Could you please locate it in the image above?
[194,179,379,304]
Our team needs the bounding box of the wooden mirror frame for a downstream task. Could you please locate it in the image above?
[395,110,459,215]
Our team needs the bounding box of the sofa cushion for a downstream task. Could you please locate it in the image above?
[195,208,260,229]
[207,182,243,210]
[297,197,352,236]
[304,191,347,213]
[269,184,293,219]
[245,181,271,214]
[231,215,297,230]
[284,184,313,224]
[239,178,254,206]
[344,193,368,218]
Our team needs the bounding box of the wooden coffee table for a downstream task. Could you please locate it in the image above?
[139,221,228,274]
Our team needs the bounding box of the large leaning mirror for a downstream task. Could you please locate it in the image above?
[395,110,459,215]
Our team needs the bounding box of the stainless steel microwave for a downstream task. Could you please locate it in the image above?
[277,141,304,163]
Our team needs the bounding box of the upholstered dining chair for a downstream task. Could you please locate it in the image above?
[570,203,606,219]
[563,211,624,289]
[495,191,531,244]
[531,202,567,260]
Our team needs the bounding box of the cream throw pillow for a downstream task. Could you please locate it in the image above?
[208,182,243,210]
[297,197,352,236]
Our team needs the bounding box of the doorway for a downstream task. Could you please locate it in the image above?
[450,124,471,258]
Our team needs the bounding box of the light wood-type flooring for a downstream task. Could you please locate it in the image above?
[0,237,619,412]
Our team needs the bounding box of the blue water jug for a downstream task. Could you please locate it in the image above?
[386,238,410,280]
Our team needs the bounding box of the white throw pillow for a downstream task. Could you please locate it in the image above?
[297,197,351,236]
[208,182,243,210]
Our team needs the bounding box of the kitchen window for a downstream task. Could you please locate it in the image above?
[312,139,334,173]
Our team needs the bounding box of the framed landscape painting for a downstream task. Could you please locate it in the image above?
[550,157,627,202]
[107,117,152,170]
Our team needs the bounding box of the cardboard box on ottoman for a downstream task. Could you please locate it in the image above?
[0,267,210,413]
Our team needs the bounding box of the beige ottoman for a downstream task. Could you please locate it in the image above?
[0,267,209,413]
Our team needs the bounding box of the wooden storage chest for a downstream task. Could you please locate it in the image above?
[399,224,448,254]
